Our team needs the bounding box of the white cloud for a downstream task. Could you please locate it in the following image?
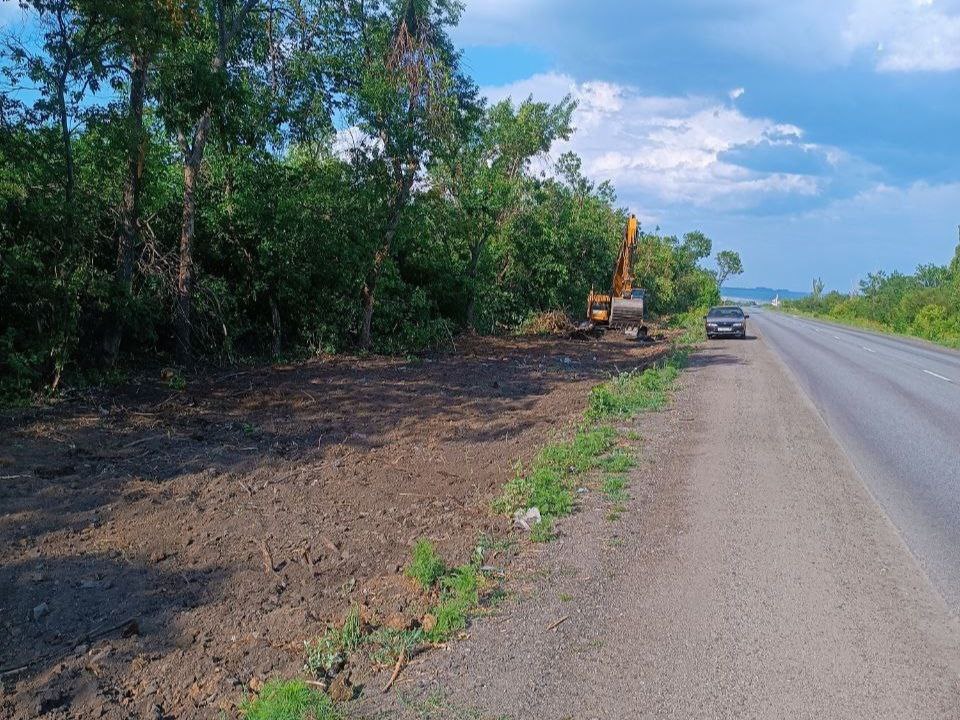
[845,0,960,71]
[456,0,960,74]
[483,73,829,215]
[729,87,746,100]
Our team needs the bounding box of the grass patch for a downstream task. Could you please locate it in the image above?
[494,426,616,519]
[240,679,339,720]
[406,539,446,589]
[530,517,554,543]
[598,449,636,473]
[587,357,685,421]
[303,605,364,677]
[601,474,629,503]
[427,564,482,642]
[366,628,424,666]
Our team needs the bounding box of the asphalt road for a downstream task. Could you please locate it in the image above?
[751,308,960,611]
[370,327,960,719]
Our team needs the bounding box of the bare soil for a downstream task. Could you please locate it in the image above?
[0,332,669,720]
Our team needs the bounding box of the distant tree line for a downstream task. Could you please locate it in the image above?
[0,0,725,399]
[784,244,960,348]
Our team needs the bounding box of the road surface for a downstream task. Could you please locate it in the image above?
[369,324,960,719]
[752,308,960,611]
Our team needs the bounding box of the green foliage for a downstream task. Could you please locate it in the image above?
[715,250,744,288]
[365,627,424,666]
[530,516,555,543]
[406,539,446,589]
[240,679,339,720]
[784,255,960,349]
[602,475,629,503]
[494,426,616,519]
[302,605,363,677]
[586,358,684,421]
[0,1,723,400]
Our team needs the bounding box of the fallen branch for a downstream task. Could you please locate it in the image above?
[546,615,569,631]
[382,649,406,693]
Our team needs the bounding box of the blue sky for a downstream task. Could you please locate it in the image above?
[455,0,960,291]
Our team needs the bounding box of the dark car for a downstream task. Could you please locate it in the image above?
[705,306,749,339]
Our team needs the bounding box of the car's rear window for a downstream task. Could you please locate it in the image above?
[708,307,744,318]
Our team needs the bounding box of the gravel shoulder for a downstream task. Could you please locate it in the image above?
[363,329,960,719]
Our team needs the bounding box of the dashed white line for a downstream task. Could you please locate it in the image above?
[923,370,954,383]
[833,336,842,340]
[862,346,875,353]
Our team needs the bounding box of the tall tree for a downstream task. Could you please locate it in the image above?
[157,0,261,364]
[715,249,743,289]
[96,0,185,365]
[344,0,476,350]
[2,0,111,211]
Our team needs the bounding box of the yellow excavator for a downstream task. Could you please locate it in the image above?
[586,214,647,337]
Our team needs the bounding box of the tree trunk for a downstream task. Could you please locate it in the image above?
[359,177,411,350]
[104,52,149,366]
[174,113,212,365]
[465,239,483,331]
[270,296,282,356]
[57,85,75,208]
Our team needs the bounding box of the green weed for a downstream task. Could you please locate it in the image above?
[494,426,616,519]
[601,474,629,502]
[406,539,446,589]
[240,679,339,720]
[586,354,686,421]
[366,628,424,666]
[530,517,554,543]
[303,605,363,677]
[599,449,636,473]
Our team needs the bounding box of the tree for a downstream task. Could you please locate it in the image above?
[812,276,825,299]
[96,0,185,365]
[435,96,574,328]
[344,0,477,350]
[2,0,112,210]
[157,0,263,364]
[714,250,743,289]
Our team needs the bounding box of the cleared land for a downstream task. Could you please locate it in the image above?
[0,333,668,720]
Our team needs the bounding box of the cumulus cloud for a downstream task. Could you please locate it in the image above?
[482,73,849,215]
[845,0,960,71]
[729,87,746,100]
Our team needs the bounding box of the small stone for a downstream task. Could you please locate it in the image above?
[31,602,49,621]
[421,613,437,634]
[248,677,263,693]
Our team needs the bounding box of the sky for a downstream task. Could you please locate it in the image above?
[455,0,960,291]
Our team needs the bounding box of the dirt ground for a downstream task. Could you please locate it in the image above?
[0,332,669,720]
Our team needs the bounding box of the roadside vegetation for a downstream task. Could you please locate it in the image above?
[782,246,960,348]
[0,0,732,402]
[496,337,693,538]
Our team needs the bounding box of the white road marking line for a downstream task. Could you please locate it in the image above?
[833,336,841,340]
[923,370,954,383]
[862,346,875,353]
